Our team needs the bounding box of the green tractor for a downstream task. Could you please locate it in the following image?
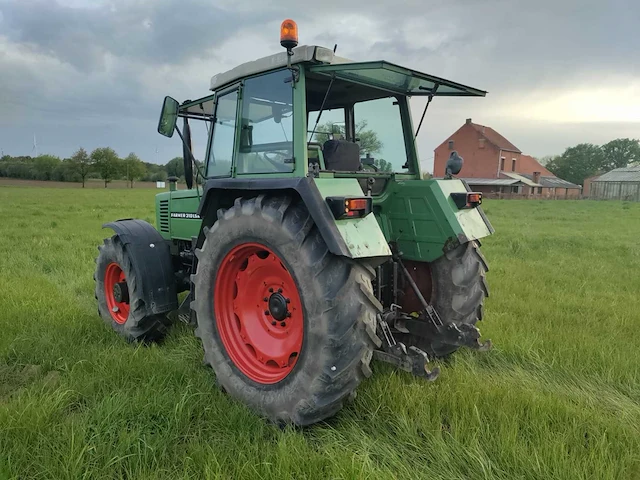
[95,20,493,426]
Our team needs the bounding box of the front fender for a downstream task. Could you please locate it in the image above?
[103,219,178,316]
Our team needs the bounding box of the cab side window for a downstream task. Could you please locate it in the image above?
[207,90,238,178]
[237,70,294,174]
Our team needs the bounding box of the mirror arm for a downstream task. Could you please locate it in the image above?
[174,125,205,195]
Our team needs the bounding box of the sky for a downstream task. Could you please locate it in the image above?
[0,0,638,173]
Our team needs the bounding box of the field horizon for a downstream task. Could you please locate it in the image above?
[0,186,638,479]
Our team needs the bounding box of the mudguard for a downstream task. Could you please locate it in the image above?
[103,219,178,316]
[198,177,391,259]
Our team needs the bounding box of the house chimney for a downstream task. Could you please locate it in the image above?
[533,171,541,184]
[465,118,472,124]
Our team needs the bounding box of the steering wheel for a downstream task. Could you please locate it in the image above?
[262,152,293,172]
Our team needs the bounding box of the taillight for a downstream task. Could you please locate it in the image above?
[326,196,373,219]
[451,192,483,209]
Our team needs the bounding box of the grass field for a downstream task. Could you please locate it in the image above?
[0,178,160,189]
[0,186,639,479]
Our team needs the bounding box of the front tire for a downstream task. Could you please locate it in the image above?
[94,236,171,342]
[191,195,381,426]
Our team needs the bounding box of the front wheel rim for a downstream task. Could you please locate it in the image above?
[214,243,304,384]
[104,263,130,324]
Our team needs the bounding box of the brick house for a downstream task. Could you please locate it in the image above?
[433,119,581,198]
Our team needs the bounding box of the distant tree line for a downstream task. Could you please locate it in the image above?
[0,148,195,188]
[542,138,640,186]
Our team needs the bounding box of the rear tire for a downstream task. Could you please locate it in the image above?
[401,241,489,357]
[191,195,381,426]
[94,236,171,342]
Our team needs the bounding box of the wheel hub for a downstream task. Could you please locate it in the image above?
[268,292,289,321]
[113,281,129,304]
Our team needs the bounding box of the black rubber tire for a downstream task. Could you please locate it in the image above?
[403,241,489,357]
[191,195,382,426]
[94,235,171,342]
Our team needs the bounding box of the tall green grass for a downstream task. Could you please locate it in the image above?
[0,188,638,479]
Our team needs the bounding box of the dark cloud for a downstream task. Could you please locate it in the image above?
[0,0,253,71]
[0,0,638,168]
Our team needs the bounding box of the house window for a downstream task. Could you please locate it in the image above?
[511,186,519,194]
[538,187,543,194]
[500,157,505,170]
[448,140,454,150]
[531,187,536,195]
[512,158,516,171]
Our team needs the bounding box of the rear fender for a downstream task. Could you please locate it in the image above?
[103,219,178,316]
[197,177,391,260]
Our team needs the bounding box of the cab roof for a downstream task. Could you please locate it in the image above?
[208,45,486,98]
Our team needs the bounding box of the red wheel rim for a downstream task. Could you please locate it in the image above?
[214,243,304,384]
[104,262,130,325]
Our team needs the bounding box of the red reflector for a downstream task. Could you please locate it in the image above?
[326,196,372,219]
[468,193,482,204]
[451,192,482,209]
[345,198,368,210]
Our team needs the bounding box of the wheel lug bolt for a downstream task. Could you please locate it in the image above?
[263,297,268,302]
[280,322,286,327]
[285,298,290,303]
[278,288,283,293]
[269,288,274,293]
[264,310,270,316]
[271,321,277,326]
[286,312,291,318]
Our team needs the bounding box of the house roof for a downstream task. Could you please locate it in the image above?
[500,172,543,187]
[521,174,581,189]
[461,178,522,186]
[469,122,521,153]
[519,155,554,176]
[592,165,640,182]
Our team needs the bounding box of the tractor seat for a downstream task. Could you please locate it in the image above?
[323,139,361,171]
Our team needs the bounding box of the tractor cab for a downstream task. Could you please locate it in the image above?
[160,44,486,189]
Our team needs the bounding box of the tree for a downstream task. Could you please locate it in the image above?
[91,147,121,188]
[123,153,146,188]
[34,155,61,181]
[546,143,605,186]
[314,120,383,155]
[374,159,393,172]
[69,148,93,187]
[151,170,168,182]
[601,138,640,170]
[538,155,559,166]
[166,157,185,178]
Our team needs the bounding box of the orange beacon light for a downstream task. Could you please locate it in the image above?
[280,19,299,50]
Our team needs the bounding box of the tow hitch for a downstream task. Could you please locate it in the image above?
[374,246,491,379]
[391,247,491,355]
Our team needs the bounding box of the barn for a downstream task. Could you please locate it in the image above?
[585,166,640,201]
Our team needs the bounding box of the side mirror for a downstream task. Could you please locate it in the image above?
[157,96,179,137]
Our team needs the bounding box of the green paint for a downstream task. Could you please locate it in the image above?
[155,188,202,241]
[373,178,492,261]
